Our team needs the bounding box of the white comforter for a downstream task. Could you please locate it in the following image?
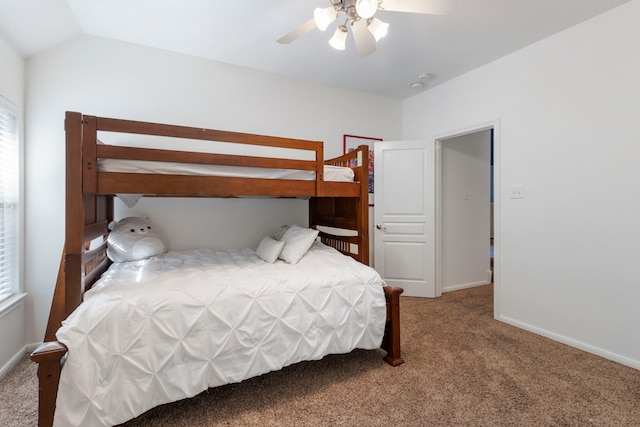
[54,242,386,426]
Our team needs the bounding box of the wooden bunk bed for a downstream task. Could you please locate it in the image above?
[30,111,404,427]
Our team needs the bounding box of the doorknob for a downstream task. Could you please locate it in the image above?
[376,224,387,231]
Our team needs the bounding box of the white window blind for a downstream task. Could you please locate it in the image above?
[0,98,19,303]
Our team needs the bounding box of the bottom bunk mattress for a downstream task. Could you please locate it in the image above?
[54,242,387,426]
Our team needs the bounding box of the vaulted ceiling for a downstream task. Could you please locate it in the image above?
[0,0,631,99]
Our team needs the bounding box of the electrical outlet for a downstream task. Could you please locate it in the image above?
[508,185,524,199]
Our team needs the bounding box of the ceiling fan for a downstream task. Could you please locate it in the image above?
[277,0,457,57]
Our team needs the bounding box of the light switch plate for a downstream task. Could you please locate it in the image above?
[509,185,525,199]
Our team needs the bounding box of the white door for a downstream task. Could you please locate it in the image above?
[374,140,436,297]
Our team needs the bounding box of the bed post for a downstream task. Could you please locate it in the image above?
[30,342,67,427]
[382,286,405,366]
[314,140,325,196]
[65,112,90,311]
[358,145,370,266]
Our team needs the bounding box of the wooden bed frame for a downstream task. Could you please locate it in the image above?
[30,112,404,427]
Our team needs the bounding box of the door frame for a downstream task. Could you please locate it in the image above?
[434,119,501,317]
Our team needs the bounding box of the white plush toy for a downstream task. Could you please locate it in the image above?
[106,217,168,262]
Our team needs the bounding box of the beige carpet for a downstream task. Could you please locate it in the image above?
[2,284,640,426]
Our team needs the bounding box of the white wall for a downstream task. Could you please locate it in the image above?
[24,35,402,345]
[404,0,640,368]
[441,130,491,292]
[0,34,26,375]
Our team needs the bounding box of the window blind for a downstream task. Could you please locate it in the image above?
[0,98,19,303]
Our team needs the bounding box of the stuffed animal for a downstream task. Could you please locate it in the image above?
[106,216,168,262]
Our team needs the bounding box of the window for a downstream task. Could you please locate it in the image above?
[0,97,19,303]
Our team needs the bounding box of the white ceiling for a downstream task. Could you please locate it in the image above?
[0,0,631,99]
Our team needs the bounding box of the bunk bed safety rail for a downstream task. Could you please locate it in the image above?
[78,114,331,197]
[317,231,360,260]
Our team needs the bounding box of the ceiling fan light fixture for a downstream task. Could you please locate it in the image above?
[368,17,389,41]
[314,7,338,31]
[329,25,348,50]
[355,0,378,19]
[279,0,458,56]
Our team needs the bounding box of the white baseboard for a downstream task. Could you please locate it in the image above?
[0,347,26,379]
[498,315,640,371]
[443,280,490,293]
[25,342,40,353]
[0,343,41,379]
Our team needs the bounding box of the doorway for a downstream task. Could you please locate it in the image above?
[435,123,497,299]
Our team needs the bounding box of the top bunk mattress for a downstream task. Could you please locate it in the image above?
[98,159,355,182]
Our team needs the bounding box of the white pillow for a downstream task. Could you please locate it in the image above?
[271,225,290,241]
[256,236,285,263]
[279,226,319,264]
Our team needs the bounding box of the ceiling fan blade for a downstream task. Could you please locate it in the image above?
[277,18,317,44]
[381,0,457,15]
[352,19,377,57]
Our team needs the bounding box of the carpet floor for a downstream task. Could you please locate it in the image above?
[2,284,639,426]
